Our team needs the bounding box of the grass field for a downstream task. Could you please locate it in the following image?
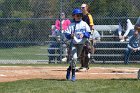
[0,46,48,60]
[0,79,140,93]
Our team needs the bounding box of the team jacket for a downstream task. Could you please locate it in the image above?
[127,35,140,50]
[64,20,91,44]
[82,13,94,28]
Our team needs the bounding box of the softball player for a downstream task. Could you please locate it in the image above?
[64,8,91,81]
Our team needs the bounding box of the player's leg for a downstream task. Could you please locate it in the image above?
[82,46,88,69]
[83,41,91,70]
[79,48,84,68]
[124,48,132,64]
[77,44,87,71]
[126,29,134,41]
[84,53,90,69]
[66,65,71,80]
[66,47,72,80]
[71,59,76,81]
[66,46,77,81]
[71,46,77,81]
[48,43,55,63]
[61,33,68,61]
[77,44,85,67]
[66,44,72,80]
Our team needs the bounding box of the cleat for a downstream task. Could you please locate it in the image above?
[71,69,76,81]
[66,68,70,80]
[71,76,76,82]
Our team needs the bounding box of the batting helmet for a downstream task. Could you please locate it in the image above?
[72,8,82,15]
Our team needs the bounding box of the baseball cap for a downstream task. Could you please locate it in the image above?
[81,4,86,8]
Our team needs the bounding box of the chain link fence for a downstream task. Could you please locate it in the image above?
[0,0,140,64]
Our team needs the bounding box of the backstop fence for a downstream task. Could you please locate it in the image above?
[0,0,140,64]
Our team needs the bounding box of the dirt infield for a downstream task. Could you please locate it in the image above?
[0,66,139,82]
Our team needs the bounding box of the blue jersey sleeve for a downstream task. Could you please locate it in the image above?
[83,32,91,38]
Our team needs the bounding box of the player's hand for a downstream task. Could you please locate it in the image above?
[79,33,84,39]
[133,48,138,52]
[93,39,97,43]
[119,35,123,39]
[91,29,94,34]
[71,34,74,39]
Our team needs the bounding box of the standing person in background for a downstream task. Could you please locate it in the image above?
[79,3,95,70]
[48,12,71,62]
[54,12,71,34]
[81,3,94,31]
[65,8,91,81]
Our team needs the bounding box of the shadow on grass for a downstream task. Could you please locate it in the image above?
[42,79,67,81]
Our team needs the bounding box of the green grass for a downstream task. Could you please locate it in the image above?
[0,79,140,93]
[0,46,48,60]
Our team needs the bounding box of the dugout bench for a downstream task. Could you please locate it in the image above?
[36,25,140,64]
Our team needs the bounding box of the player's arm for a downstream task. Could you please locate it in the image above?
[88,14,94,30]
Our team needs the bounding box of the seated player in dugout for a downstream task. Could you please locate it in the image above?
[124,16,140,64]
[124,30,140,64]
[79,3,95,70]
[115,19,134,42]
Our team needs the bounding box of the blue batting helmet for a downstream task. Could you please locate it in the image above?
[72,8,82,15]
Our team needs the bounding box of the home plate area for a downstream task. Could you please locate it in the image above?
[0,66,139,82]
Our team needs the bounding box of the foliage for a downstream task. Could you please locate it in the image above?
[0,0,140,47]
